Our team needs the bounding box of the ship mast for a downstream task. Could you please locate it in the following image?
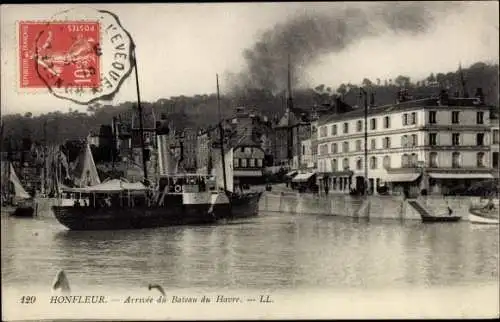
[216,74,228,193]
[132,45,149,185]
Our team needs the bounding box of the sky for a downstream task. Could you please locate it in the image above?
[1,2,499,116]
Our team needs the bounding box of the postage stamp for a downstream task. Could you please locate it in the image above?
[19,21,101,89]
[17,8,134,105]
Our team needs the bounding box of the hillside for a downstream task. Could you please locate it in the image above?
[1,61,498,150]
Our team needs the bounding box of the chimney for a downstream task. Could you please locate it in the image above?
[474,87,485,105]
[370,92,376,107]
[438,89,449,105]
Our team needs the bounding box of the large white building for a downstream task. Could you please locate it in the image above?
[314,90,495,196]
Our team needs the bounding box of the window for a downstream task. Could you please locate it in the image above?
[332,143,338,154]
[411,134,418,146]
[452,133,460,146]
[342,158,349,170]
[234,158,240,167]
[384,116,390,129]
[370,118,377,130]
[410,153,418,167]
[257,159,263,167]
[429,133,437,146]
[429,111,437,124]
[452,152,461,168]
[302,145,305,155]
[241,158,247,167]
[370,139,376,150]
[332,124,337,136]
[493,152,499,168]
[343,141,349,153]
[401,154,409,167]
[411,112,417,125]
[477,111,484,124]
[356,158,362,170]
[319,144,328,155]
[319,126,326,137]
[249,158,255,167]
[370,156,377,169]
[343,122,349,134]
[331,159,338,171]
[383,155,391,169]
[356,140,362,152]
[429,152,438,167]
[476,133,485,146]
[403,113,408,125]
[356,120,363,132]
[451,111,460,124]
[493,130,499,144]
[383,137,391,149]
[477,152,485,167]
[401,135,408,148]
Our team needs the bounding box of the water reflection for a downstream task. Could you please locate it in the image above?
[2,213,498,292]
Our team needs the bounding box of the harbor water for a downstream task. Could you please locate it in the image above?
[2,209,499,319]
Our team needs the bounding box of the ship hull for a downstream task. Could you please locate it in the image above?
[52,202,231,231]
[227,192,263,219]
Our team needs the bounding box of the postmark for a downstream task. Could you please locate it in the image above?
[17,8,134,105]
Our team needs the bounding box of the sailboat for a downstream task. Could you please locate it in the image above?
[213,74,263,219]
[1,161,35,217]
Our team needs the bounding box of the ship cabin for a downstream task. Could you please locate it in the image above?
[158,174,216,194]
[58,179,150,208]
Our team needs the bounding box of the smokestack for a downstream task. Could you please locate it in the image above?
[287,53,293,111]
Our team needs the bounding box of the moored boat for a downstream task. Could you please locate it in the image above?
[468,207,499,225]
[1,161,35,218]
[407,199,462,223]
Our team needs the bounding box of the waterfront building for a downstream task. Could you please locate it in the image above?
[232,137,265,186]
[491,115,499,178]
[315,88,495,195]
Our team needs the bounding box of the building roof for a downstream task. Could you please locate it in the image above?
[317,96,491,126]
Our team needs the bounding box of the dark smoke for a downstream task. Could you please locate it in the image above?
[228,2,462,94]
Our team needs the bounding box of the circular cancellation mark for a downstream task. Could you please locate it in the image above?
[24,7,135,105]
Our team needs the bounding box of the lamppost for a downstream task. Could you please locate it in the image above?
[359,88,368,195]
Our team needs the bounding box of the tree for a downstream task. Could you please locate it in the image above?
[395,75,411,88]
[24,112,32,118]
[376,78,381,86]
[427,73,436,83]
[336,83,348,97]
[362,78,373,87]
[314,84,325,93]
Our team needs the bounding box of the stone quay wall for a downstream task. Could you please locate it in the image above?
[258,192,499,221]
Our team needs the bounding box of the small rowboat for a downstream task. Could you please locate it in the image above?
[407,200,462,223]
[468,208,499,225]
[421,212,462,223]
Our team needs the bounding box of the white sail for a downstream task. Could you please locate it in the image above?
[212,147,233,192]
[72,141,101,187]
[8,163,31,199]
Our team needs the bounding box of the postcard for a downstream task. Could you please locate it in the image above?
[1,2,499,321]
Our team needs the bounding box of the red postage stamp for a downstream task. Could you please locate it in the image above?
[19,21,101,89]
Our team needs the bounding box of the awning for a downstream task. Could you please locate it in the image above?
[386,173,421,183]
[233,170,263,177]
[428,173,494,179]
[329,170,354,177]
[292,172,316,183]
[285,171,298,178]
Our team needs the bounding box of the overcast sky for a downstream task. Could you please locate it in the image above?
[1,2,498,115]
